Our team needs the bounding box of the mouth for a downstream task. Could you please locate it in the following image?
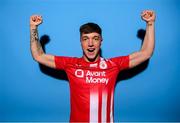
[87,48,95,53]
[86,48,96,57]
[84,48,99,61]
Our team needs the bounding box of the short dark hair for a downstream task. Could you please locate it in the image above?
[79,22,102,36]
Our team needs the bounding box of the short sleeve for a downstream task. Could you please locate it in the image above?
[110,55,129,71]
[54,56,76,70]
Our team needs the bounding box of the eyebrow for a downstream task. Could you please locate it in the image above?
[81,36,89,39]
[93,36,100,38]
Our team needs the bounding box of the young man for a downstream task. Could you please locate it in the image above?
[30,10,155,122]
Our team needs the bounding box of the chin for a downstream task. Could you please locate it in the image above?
[86,54,99,62]
[87,57,96,61]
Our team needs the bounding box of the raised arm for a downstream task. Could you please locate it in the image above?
[30,15,55,68]
[129,10,156,68]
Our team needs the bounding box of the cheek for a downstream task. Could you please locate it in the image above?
[81,43,87,49]
[95,42,101,48]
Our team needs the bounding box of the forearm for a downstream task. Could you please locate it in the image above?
[140,22,155,58]
[30,26,44,61]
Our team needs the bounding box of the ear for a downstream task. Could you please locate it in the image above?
[100,35,103,41]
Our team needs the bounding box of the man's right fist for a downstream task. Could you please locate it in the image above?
[30,15,43,28]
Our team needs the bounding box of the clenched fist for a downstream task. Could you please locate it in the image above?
[141,10,155,25]
[30,15,43,29]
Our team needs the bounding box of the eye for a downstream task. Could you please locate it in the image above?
[93,36,100,41]
[82,37,88,41]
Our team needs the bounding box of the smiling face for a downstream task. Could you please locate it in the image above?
[81,32,102,62]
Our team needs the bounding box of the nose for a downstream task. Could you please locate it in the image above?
[88,39,94,47]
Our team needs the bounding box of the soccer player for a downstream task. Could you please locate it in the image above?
[30,10,155,122]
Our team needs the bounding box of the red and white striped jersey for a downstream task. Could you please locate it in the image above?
[55,56,129,122]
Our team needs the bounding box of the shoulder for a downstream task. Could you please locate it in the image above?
[54,56,82,70]
[107,55,130,70]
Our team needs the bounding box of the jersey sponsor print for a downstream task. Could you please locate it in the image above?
[55,56,129,122]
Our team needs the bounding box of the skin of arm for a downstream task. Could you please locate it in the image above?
[129,10,156,68]
[30,15,55,68]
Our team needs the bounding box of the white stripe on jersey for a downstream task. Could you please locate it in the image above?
[90,93,99,122]
[110,91,114,122]
[101,91,107,122]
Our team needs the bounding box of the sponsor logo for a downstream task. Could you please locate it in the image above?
[86,77,109,85]
[75,69,84,78]
[74,69,109,84]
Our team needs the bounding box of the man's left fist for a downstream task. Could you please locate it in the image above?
[141,10,156,25]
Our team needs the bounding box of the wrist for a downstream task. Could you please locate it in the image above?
[30,24,37,29]
[147,21,155,26]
